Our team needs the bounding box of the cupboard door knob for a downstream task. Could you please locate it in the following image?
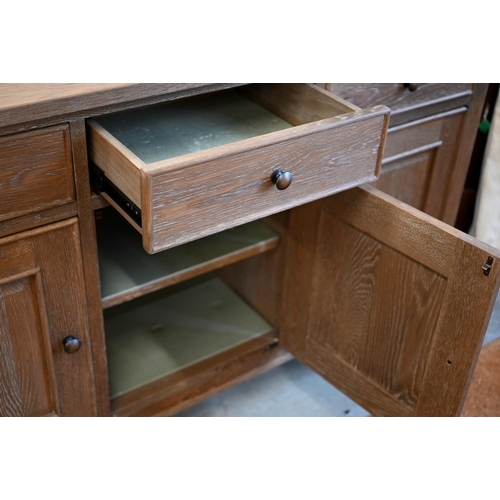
[63,335,81,354]
[271,170,293,190]
[404,83,419,92]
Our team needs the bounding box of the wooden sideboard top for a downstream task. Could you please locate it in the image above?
[0,84,242,130]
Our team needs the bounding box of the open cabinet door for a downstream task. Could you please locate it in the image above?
[281,185,500,416]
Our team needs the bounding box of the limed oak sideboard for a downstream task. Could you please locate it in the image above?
[0,83,498,417]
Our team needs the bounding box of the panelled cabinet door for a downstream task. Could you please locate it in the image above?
[281,186,500,417]
[0,219,97,416]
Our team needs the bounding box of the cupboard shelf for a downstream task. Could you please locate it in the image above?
[97,207,280,309]
[104,275,276,399]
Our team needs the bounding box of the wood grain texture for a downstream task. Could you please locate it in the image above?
[281,186,500,416]
[86,83,388,253]
[381,110,450,162]
[374,151,438,210]
[86,119,143,207]
[0,203,77,239]
[142,107,389,253]
[373,108,466,213]
[70,120,111,416]
[241,83,359,125]
[0,271,58,417]
[0,84,245,131]
[325,83,473,126]
[0,125,75,222]
[29,220,98,416]
[372,85,488,227]
[0,219,98,416]
[308,210,446,410]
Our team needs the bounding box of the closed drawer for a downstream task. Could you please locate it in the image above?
[0,125,75,222]
[87,84,389,253]
[382,112,447,164]
[325,84,472,126]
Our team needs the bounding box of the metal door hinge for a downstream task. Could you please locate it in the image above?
[482,257,494,276]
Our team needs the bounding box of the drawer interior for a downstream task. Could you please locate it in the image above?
[94,89,293,164]
[92,84,357,166]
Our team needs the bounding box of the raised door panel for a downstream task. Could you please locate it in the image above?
[281,186,500,416]
[0,219,97,416]
[0,271,57,416]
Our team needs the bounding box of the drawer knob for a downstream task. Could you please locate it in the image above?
[62,335,81,354]
[404,83,419,92]
[271,170,293,190]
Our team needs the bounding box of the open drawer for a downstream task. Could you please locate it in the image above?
[87,84,390,253]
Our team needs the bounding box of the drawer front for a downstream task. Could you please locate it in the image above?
[143,111,388,252]
[325,83,472,126]
[0,125,75,222]
[382,112,446,163]
[88,84,390,253]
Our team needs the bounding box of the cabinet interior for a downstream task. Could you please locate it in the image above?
[104,274,275,398]
[97,207,280,309]
[96,205,284,403]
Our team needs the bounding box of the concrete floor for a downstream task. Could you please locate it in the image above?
[175,293,500,417]
[175,357,369,417]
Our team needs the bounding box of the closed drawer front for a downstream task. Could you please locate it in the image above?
[0,125,75,222]
[382,112,446,164]
[87,84,389,253]
[324,83,472,126]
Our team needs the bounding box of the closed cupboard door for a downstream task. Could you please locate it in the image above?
[0,219,97,416]
[281,186,500,416]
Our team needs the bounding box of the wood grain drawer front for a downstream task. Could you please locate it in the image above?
[374,108,468,218]
[0,125,75,223]
[87,84,390,253]
[324,84,472,126]
[381,112,448,164]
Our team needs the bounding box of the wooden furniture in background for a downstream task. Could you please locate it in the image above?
[324,83,488,226]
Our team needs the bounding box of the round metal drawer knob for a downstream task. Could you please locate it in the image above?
[404,83,419,92]
[271,170,293,190]
[63,335,81,354]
